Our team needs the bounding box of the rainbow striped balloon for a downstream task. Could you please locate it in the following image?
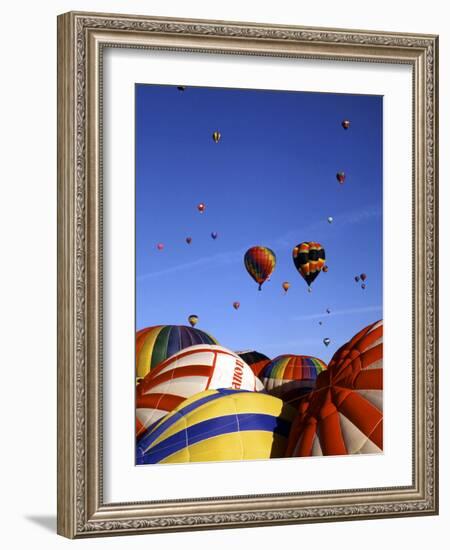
[260,355,327,405]
[136,325,218,381]
[136,388,296,465]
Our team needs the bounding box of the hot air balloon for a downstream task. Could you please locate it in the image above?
[292,242,325,288]
[327,216,333,224]
[136,346,264,437]
[177,85,185,91]
[319,321,323,325]
[336,171,346,184]
[233,301,240,310]
[323,265,329,273]
[355,275,360,282]
[186,236,192,244]
[361,283,366,290]
[236,350,270,377]
[212,131,221,144]
[136,325,218,381]
[211,232,218,240]
[156,243,164,251]
[136,388,295,464]
[326,308,331,314]
[259,355,327,407]
[244,246,276,291]
[341,119,351,129]
[188,314,198,327]
[360,273,367,281]
[286,320,383,457]
[323,338,331,347]
[197,202,205,213]
[282,281,291,293]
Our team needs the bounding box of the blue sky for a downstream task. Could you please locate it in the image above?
[135,84,382,363]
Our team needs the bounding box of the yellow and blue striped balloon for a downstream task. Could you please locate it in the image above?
[136,388,296,464]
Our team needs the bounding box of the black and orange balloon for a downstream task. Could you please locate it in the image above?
[233,301,240,310]
[244,246,276,291]
[292,242,325,288]
[212,131,221,144]
[323,265,329,273]
[282,281,291,293]
[336,171,346,184]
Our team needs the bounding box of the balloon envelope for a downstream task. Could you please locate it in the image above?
[336,171,346,184]
[186,237,192,244]
[292,242,326,287]
[136,325,218,380]
[236,350,271,377]
[197,203,205,213]
[341,119,350,129]
[286,320,383,457]
[259,355,327,406]
[188,315,198,327]
[323,338,331,346]
[136,345,264,437]
[244,246,276,290]
[137,388,295,464]
[212,131,221,143]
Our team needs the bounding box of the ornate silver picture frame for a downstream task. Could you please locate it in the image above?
[57,11,438,538]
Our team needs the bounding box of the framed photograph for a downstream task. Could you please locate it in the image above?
[57,11,439,538]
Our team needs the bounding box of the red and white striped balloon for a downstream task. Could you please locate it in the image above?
[136,344,264,437]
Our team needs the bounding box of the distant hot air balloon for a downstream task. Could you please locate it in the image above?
[360,273,367,281]
[244,246,276,291]
[323,265,329,273]
[323,338,331,347]
[233,301,240,310]
[355,275,360,282]
[188,315,198,328]
[211,232,218,240]
[282,281,291,293]
[292,242,325,289]
[156,243,164,251]
[341,119,351,130]
[186,237,192,244]
[212,131,221,143]
[136,325,218,381]
[177,86,185,91]
[326,308,331,314]
[336,171,346,184]
[197,202,205,213]
[361,283,366,290]
[327,216,333,223]
[319,321,323,325]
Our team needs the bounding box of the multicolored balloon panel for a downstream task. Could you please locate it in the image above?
[259,355,327,405]
[136,344,264,435]
[286,320,383,457]
[136,388,296,464]
[244,246,276,290]
[292,242,326,287]
[136,325,218,380]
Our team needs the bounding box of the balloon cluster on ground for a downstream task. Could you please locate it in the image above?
[136,319,383,463]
